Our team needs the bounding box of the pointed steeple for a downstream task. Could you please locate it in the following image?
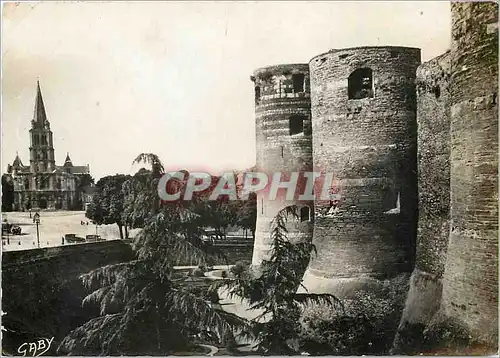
[33,80,47,124]
[64,152,73,167]
[13,151,23,167]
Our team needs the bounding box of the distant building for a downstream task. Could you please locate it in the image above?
[5,81,92,210]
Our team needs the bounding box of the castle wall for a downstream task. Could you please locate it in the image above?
[392,51,451,354]
[440,2,498,346]
[251,64,314,265]
[301,46,421,296]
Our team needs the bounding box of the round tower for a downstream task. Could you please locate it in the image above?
[391,51,452,354]
[301,46,421,295]
[251,64,314,265]
[440,2,498,346]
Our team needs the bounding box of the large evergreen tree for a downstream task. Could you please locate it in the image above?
[59,154,249,355]
[212,205,341,355]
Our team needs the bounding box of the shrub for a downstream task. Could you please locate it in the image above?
[192,268,205,277]
[198,264,207,272]
[298,273,410,355]
[230,260,250,278]
[220,270,228,278]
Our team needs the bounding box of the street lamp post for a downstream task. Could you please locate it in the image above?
[34,212,41,248]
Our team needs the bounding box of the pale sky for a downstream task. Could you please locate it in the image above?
[2,1,451,180]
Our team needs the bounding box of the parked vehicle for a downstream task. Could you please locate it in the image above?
[2,223,21,235]
[65,234,85,243]
[10,225,21,235]
[85,235,104,242]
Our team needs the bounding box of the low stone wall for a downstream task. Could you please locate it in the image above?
[174,239,254,266]
[2,240,134,355]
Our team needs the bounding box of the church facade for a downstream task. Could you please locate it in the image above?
[5,81,93,211]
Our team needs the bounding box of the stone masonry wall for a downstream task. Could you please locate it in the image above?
[2,241,134,355]
[439,2,498,348]
[392,51,451,354]
[415,52,451,277]
[301,46,421,296]
[251,64,314,265]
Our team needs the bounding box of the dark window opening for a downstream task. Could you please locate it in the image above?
[281,146,284,158]
[292,74,305,93]
[39,198,47,209]
[40,177,48,189]
[433,85,441,99]
[289,116,304,135]
[255,86,261,104]
[42,135,47,145]
[339,54,349,59]
[300,206,310,222]
[24,178,30,189]
[348,68,374,100]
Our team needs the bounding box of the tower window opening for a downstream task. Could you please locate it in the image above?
[433,85,441,99]
[300,206,310,222]
[34,134,39,145]
[348,68,374,100]
[42,135,47,145]
[40,176,48,189]
[255,86,261,104]
[292,74,305,93]
[24,178,30,189]
[289,115,304,135]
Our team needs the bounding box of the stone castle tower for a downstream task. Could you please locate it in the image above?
[251,3,497,353]
[299,46,421,295]
[440,2,498,345]
[251,64,314,264]
[391,2,498,354]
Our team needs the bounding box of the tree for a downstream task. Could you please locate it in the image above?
[235,192,257,239]
[2,174,14,212]
[86,174,131,239]
[72,173,95,210]
[59,154,249,355]
[76,173,95,189]
[212,205,342,355]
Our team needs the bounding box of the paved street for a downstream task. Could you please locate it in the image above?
[2,211,139,251]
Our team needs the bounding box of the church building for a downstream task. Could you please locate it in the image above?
[5,81,92,210]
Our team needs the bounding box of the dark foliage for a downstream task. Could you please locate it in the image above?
[2,174,14,212]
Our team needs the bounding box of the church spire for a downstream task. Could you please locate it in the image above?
[64,152,73,167]
[13,151,23,167]
[33,80,47,124]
